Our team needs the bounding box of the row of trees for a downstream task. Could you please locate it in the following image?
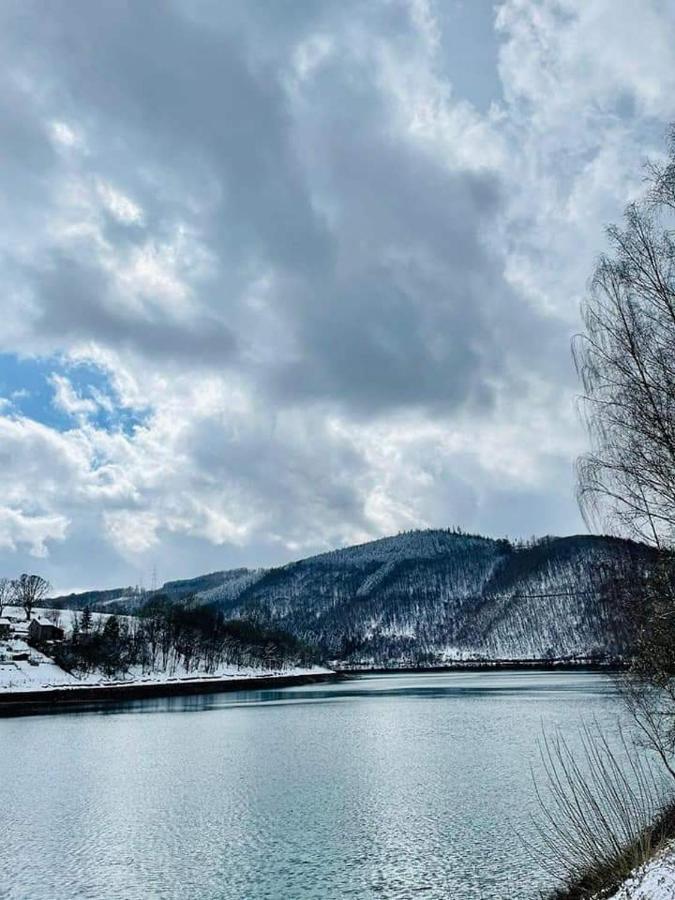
[0,574,51,621]
[49,597,319,678]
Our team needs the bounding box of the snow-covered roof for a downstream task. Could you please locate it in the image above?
[32,617,61,627]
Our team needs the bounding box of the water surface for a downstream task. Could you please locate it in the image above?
[0,671,627,899]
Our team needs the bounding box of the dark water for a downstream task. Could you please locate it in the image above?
[0,671,627,899]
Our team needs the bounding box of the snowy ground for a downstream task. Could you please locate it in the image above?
[3,605,124,631]
[0,640,82,691]
[608,845,675,899]
[0,652,332,694]
[0,606,332,694]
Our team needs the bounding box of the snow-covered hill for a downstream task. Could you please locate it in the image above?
[216,531,650,665]
[55,529,650,666]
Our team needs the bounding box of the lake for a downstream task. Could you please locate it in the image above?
[0,671,629,899]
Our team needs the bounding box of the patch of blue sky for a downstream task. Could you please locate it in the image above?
[0,352,148,435]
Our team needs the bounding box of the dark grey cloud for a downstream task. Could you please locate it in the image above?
[32,255,238,366]
[17,0,331,268]
[4,0,667,589]
[0,0,552,417]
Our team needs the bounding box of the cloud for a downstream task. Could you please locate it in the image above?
[0,507,68,558]
[95,180,144,227]
[0,0,674,590]
[49,374,98,419]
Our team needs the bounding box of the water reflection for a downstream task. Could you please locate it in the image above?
[0,671,625,900]
[6,669,619,718]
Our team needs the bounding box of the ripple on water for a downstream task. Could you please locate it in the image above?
[0,671,625,900]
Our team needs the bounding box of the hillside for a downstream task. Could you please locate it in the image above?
[53,529,652,667]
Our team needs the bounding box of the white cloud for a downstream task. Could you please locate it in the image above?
[496,0,675,320]
[0,1,674,589]
[95,179,144,225]
[0,506,68,557]
[103,510,160,556]
[49,119,84,151]
[49,374,97,418]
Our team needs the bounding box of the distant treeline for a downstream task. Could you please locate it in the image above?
[44,597,319,678]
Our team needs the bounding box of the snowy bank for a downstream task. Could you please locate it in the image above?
[607,845,675,899]
[0,605,333,705]
[0,656,334,693]
[0,667,339,715]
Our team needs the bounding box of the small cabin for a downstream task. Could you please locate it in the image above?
[28,618,64,643]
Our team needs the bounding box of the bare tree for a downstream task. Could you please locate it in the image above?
[0,578,11,618]
[574,128,675,548]
[12,573,51,621]
[531,722,674,898]
[613,556,675,781]
[574,128,675,789]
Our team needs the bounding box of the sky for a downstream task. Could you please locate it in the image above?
[1,0,675,593]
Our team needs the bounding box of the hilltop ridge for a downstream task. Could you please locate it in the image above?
[52,529,651,667]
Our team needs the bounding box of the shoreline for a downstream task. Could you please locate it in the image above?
[0,659,622,718]
[0,661,620,717]
[0,670,343,717]
[339,658,623,674]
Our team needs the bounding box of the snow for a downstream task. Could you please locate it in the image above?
[4,605,106,629]
[3,606,135,638]
[40,530,644,668]
[0,606,333,695]
[0,654,332,694]
[0,640,82,690]
[608,846,675,899]
[195,568,265,604]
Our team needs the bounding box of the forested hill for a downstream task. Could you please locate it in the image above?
[53,529,652,667]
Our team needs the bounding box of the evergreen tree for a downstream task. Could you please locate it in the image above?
[80,606,92,633]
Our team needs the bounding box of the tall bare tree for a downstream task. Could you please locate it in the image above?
[12,573,51,621]
[574,128,675,548]
[575,128,675,780]
[0,578,11,618]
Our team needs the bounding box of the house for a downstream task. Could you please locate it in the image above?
[28,618,64,642]
[0,618,11,638]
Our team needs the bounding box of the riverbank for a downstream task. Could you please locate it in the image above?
[0,669,342,716]
[338,658,622,674]
[608,844,675,899]
[0,655,620,716]
[547,793,675,899]
[552,842,675,900]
